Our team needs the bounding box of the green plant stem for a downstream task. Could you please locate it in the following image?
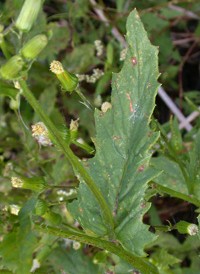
[35,224,159,274]
[19,79,115,238]
[75,87,94,110]
[72,139,95,154]
[152,182,200,207]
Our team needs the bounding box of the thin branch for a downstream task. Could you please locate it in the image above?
[90,0,127,47]
[158,87,192,131]
[173,37,195,46]
[178,41,197,109]
[168,4,200,20]
[179,107,200,130]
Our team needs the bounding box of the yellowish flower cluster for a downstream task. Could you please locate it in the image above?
[11,177,23,188]
[31,122,52,146]
[49,60,64,74]
[10,204,20,215]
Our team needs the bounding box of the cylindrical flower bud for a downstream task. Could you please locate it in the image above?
[21,34,48,60]
[35,199,48,216]
[15,0,43,32]
[43,210,62,225]
[70,119,79,140]
[50,60,78,92]
[0,55,24,80]
[175,221,199,236]
[11,176,46,192]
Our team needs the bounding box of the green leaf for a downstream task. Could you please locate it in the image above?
[47,247,99,274]
[151,156,188,195]
[186,130,200,196]
[169,118,183,152]
[151,130,200,205]
[33,85,57,122]
[39,22,69,61]
[95,71,112,95]
[69,9,160,256]
[0,81,18,100]
[150,249,180,273]
[63,44,99,73]
[0,198,37,274]
[198,215,200,240]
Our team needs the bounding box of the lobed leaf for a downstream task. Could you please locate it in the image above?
[151,130,200,205]
[69,9,160,256]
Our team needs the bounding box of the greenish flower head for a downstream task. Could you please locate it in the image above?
[175,221,199,236]
[35,199,48,216]
[21,34,48,60]
[0,55,24,80]
[43,210,62,225]
[11,176,47,192]
[15,0,43,32]
[50,60,78,92]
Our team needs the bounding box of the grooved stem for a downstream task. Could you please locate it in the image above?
[19,79,115,238]
[35,224,159,274]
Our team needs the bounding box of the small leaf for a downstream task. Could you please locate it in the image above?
[186,130,200,196]
[169,118,183,152]
[0,81,18,100]
[151,156,188,195]
[63,44,99,73]
[151,130,200,202]
[150,249,181,272]
[0,198,37,274]
[48,247,99,274]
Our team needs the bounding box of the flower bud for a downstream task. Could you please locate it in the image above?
[72,241,81,250]
[9,99,18,110]
[10,204,21,216]
[11,177,23,188]
[101,102,112,113]
[175,221,199,236]
[43,210,62,225]
[11,176,46,192]
[21,34,48,59]
[15,0,43,32]
[50,60,78,92]
[35,199,48,216]
[70,119,79,140]
[0,55,24,80]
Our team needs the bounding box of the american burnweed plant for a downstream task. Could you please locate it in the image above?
[0,1,200,274]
